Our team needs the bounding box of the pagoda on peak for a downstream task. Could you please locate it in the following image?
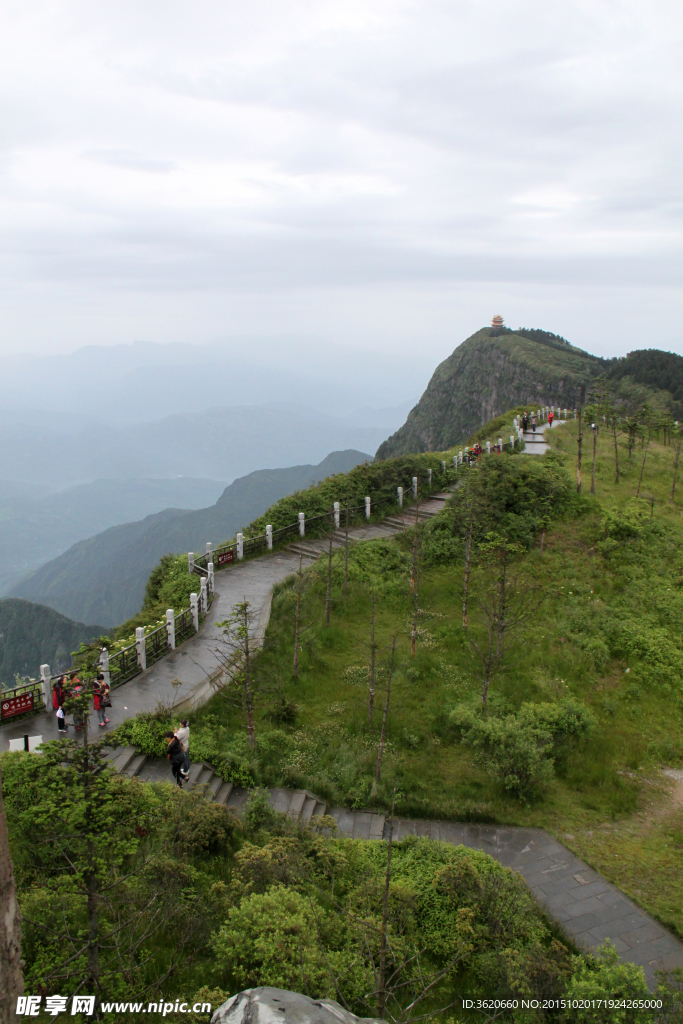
[491,314,505,328]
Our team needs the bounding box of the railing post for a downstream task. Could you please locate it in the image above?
[188,551,194,574]
[441,460,446,473]
[208,561,214,598]
[190,593,199,632]
[459,450,463,463]
[365,496,371,520]
[236,532,244,560]
[205,541,212,562]
[510,435,515,448]
[98,648,110,689]
[166,609,176,650]
[135,627,147,671]
[498,438,502,450]
[452,455,457,469]
[412,476,418,497]
[397,486,403,508]
[200,576,207,613]
[486,441,491,455]
[298,513,305,537]
[427,468,432,488]
[40,664,51,710]
[266,525,273,550]
[333,502,340,529]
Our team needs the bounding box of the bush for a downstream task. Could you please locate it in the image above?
[164,788,239,855]
[563,942,650,1022]
[242,789,279,835]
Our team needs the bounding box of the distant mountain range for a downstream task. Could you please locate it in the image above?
[0,477,228,594]
[377,327,683,457]
[0,598,105,688]
[10,449,372,627]
[0,402,400,491]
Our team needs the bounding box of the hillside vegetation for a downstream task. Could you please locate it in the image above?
[377,326,683,458]
[115,417,683,952]
[0,598,105,687]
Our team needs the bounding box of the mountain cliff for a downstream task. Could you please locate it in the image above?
[376,327,604,458]
[0,599,105,686]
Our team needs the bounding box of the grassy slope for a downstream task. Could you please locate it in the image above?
[188,418,683,941]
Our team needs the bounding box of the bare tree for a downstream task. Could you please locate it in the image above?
[576,386,585,494]
[344,495,350,598]
[590,422,598,495]
[0,765,24,1024]
[325,510,334,627]
[293,553,304,680]
[409,498,421,657]
[376,783,396,1019]
[375,637,396,784]
[468,542,537,709]
[214,600,263,748]
[671,433,682,503]
[635,407,651,499]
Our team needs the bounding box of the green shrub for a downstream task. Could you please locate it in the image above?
[563,942,650,1022]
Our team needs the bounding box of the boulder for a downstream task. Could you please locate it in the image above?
[211,988,381,1024]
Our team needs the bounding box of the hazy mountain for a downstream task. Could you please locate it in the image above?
[0,402,397,490]
[0,599,105,687]
[376,326,683,457]
[10,449,372,627]
[0,339,423,426]
[0,477,228,595]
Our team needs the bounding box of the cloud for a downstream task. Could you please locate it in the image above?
[0,0,681,359]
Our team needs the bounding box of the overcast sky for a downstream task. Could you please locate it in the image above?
[1,0,681,365]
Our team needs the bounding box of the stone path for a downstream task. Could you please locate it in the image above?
[102,749,683,990]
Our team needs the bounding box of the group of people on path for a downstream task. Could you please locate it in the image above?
[521,409,553,433]
[165,720,191,787]
[52,671,111,734]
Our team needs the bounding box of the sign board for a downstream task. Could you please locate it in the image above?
[1,692,35,720]
[217,549,235,566]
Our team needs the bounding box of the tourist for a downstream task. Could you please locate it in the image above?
[522,411,529,432]
[165,731,185,787]
[52,675,67,713]
[175,719,190,778]
[93,673,111,728]
[548,410,554,427]
[531,414,537,433]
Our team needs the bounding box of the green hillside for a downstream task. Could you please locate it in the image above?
[376,326,682,458]
[0,598,105,686]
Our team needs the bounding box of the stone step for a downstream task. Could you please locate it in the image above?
[301,795,318,823]
[287,789,307,820]
[193,766,214,790]
[288,543,321,559]
[225,787,250,815]
[215,780,234,805]
[185,762,205,788]
[312,800,326,818]
[208,773,222,798]
[122,752,147,778]
[111,745,138,774]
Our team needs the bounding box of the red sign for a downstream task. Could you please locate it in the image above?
[217,549,235,566]
[1,692,35,720]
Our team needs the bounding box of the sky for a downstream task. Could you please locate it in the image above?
[1,0,682,366]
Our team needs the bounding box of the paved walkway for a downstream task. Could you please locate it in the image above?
[101,748,683,991]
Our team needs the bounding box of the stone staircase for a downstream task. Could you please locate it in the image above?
[103,747,334,827]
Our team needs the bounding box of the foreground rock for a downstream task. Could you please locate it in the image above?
[211,988,380,1024]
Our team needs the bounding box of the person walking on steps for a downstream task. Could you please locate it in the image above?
[165,731,185,787]
[531,414,537,433]
[93,673,111,728]
[548,409,554,427]
[522,411,529,432]
[175,719,190,779]
[70,673,85,732]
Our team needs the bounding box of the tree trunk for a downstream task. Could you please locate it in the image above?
[539,530,545,557]
[576,388,584,494]
[81,723,99,987]
[325,520,333,627]
[376,784,396,1020]
[375,638,395,784]
[343,499,350,598]
[612,418,620,484]
[590,428,597,495]
[0,764,24,1024]
[293,554,302,679]
[671,442,681,503]
[244,612,255,748]
[368,594,377,726]
[462,520,473,628]
[635,442,649,499]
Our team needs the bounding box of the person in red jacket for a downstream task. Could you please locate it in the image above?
[93,673,110,728]
[53,676,68,733]
[548,410,554,427]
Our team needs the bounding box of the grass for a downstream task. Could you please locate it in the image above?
[185,420,683,941]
